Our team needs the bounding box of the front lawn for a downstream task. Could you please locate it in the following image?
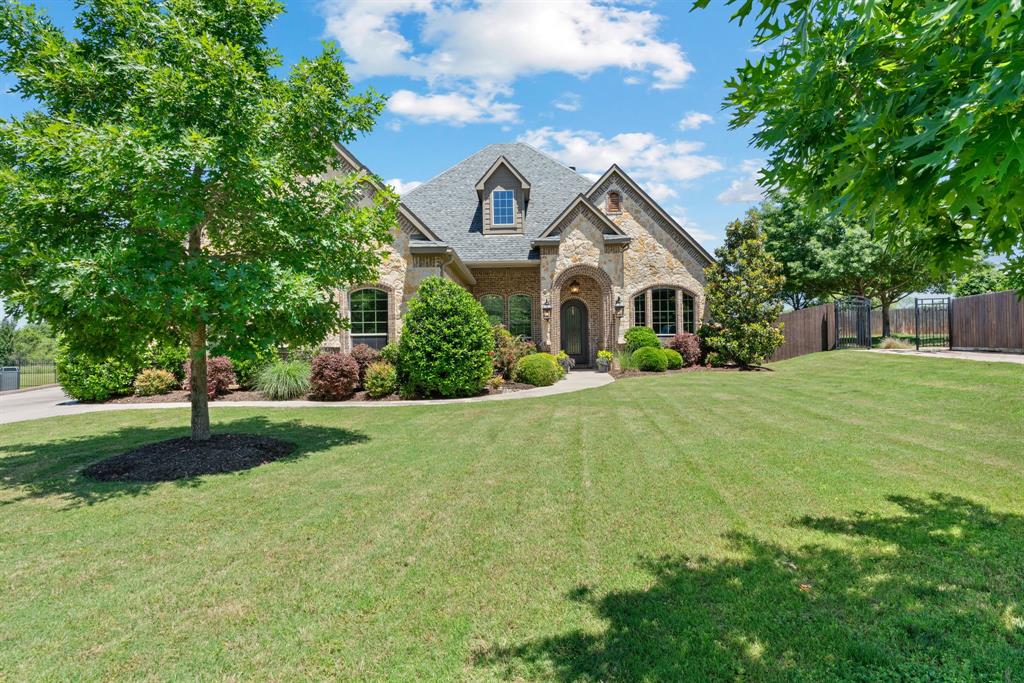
[1,352,1021,680]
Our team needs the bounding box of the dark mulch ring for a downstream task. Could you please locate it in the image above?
[82,434,296,482]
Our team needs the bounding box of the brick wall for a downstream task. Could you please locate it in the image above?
[469,266,542,342]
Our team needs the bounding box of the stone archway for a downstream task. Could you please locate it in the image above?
[550,264,614,365]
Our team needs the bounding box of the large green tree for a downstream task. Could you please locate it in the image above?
[698,0,1024,289]
[0,0,397,440]
[703,211,785,368]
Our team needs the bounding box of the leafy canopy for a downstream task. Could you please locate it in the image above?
[0,0,397,359]
[698,0,1024,288]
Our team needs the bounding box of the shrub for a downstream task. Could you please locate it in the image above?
[56,343,137,401]
[230,346,278,390]
[184,356,236,399]
[350,343,380,386]
[879,336,914,350]
[597,350,614,362]
[487,375,505,391]
[308,353,358,400]
[513,352,562,387]
[364,361,398,399]
[258,360,311,400]
[663,348,683,369]
[555,349,575,374]
[379,342,401,369]
[492,325,535,379]
[144,342,189,382]
[399,277,494,398]
[624,326,661,351]
[632,346,668,372]
[668,332,701,366]
[614,348,635,371]
[134,368,178,396]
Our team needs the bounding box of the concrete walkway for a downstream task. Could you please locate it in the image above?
[0,370,615,426]
[867,349,1024,364]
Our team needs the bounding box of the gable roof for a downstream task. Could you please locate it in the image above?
[585,165,715,265]
[403,143,592,262]
[534,194,630,244]
[474,156,531,202]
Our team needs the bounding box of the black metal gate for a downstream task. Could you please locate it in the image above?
[835,296,872,349]
[914,297,951,350]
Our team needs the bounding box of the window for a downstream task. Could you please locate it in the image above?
[492,190,514,226]
[508,295,532,339]
[682,292,695,333]
[633,295,646,327]
[481,295,505,326]
[350,288,389,349]
[606,191,621,214]
[651,288,677,335]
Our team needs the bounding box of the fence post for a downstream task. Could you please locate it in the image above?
[914,298,920,350]
[833,300,839,350]
[947,297,954,349]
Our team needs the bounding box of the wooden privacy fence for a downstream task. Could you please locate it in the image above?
[950,290,1024,352]
[769,303,835,362]
[869,308,917,337]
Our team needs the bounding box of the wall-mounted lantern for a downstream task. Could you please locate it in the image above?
[542,297,552,320]
[614,295,625,319]
[568,279,581,296]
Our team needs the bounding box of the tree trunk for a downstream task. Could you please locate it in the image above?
[189,323,211,442]
[881,302,891,338]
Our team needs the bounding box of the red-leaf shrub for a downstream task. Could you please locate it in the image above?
[309,352,359,400]
[183,355,236,399]
[668,332,701,366]
[349,343,380,386]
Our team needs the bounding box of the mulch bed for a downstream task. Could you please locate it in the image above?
[82,434,296,482]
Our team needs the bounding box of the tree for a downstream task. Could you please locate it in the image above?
[0,317,14,364]
[0,0,397,440]
[703,211,785,368]
[11,322,57,363]
[950,261,1009,298]
[698,0,1024,290]
[759,195,940,336]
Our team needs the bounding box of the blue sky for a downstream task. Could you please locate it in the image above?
[1,1,764,250]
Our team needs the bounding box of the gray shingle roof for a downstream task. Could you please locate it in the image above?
[402,143,592,262]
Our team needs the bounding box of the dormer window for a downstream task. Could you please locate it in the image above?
[606,191,622,214]
[492,190,515,225]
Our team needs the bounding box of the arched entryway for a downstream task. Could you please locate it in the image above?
[560,299,589,365]
[550,264,615,366]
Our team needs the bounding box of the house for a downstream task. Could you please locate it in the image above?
[327,142,713,366]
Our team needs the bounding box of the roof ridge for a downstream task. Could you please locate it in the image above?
[508,140,587,180]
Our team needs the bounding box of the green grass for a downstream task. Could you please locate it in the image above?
[1,352,1021,680]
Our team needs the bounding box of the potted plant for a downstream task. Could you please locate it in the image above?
[556,350,575,375]
[596,350,613,373]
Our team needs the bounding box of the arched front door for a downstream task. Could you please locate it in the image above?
[560,299,589,366]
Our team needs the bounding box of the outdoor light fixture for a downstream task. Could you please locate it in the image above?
[614,296,625,318]
[568,279,581,296]
[542,297,552,320]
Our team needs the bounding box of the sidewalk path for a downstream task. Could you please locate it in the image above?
[867,349,1024,364]
[0,371,614,426]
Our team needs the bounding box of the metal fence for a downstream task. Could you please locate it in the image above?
[0,361,58,392]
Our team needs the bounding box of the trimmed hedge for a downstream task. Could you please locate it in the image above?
[309,353,358,400]
[134,368,178,396]
[513,352,562,387]
[399,277,494,398]
[632,346,668,372]
[624,326,660,351]
[364,361,398,398]
[663,348,683,369]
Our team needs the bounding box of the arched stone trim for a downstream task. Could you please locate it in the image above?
[339,283,397,351]
[550,264,615,363]
[627,283,701,335]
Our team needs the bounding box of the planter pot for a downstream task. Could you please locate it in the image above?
[595,358,610,373]
[558,359,573,374]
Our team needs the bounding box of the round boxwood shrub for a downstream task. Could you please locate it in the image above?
[134,368,178,396]
[184,356,236,399]
[308,353,357,400]
[668,332,701,367]
[662,347,683,369]
[350,343,380,386]
[56,343,137,401]
[632,346,668,372]
[512,352,562,387]
[364,361,398,398]
[399,277,494,398]
[624,326,660,351]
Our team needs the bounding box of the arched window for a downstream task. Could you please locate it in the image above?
[508,295,532,339]
[481,295,505,326]
[606,191,621,214]
[633,295,646,327]
[651,288,677,335]
[681,292,695,333]
[349,288,389,349]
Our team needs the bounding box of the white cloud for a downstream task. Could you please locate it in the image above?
[387,89,520,125]
[322,0,693,125]
[385,178,422,195]
[716,159,765,204]
[553,92,582,112]
[519,127,723,183]
[623,76,643,85]
[666,205,719,246]
[678,111,713,131]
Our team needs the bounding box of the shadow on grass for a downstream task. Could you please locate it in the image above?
[0,416,367,509]
[476,494,1023,681]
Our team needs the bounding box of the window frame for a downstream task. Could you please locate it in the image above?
[349,288,390,347]
[631,287,698,336]
[633,295,646,327]
[651,288,677,335]
[480,294,505,326]
[491,190,515,226]
[606,191,622,214]
[508,294,532,339]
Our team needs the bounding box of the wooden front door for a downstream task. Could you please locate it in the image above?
[560,299,589,365]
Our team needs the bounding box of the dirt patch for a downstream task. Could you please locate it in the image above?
[82,434,296,482]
